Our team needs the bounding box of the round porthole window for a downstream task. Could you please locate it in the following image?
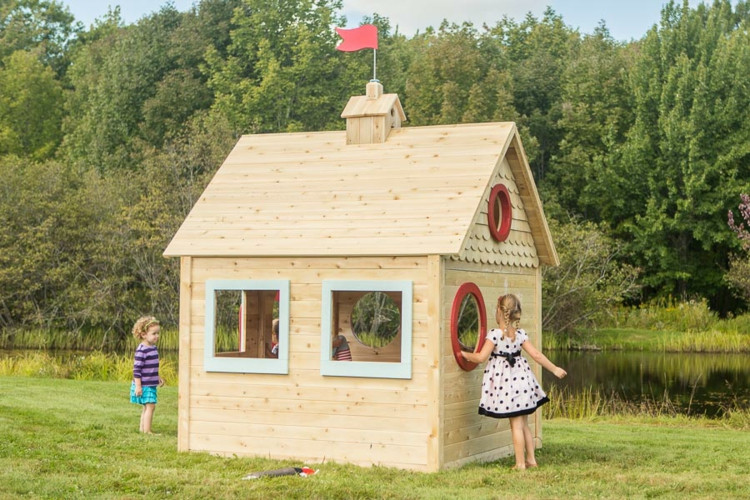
[351,292,401,348]
[488,184,512,242]
[450,283,487,371]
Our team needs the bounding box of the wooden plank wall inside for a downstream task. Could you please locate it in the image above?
[185,256,434,471]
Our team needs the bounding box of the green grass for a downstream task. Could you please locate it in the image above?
[542,299,750,352]
[547,327,750,352]
[0,327,180,352]
[2,377,750,499]
[0,351,178,385]
[606,297,719,332]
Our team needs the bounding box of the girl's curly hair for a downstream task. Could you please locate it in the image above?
[132,316,160,339]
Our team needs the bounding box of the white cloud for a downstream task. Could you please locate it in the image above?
[341,0,548,35]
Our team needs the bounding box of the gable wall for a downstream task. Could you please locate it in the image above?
[440,260,542,468]
[454,156,539,267]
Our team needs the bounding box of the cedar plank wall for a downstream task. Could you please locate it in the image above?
[441,263,539,468]
[440,155,543,469]
[182,256,434,471]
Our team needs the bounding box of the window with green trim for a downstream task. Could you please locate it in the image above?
[204,279,289,374]
[321,280,412,379]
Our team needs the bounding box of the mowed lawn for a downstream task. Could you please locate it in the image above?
[1,376,749,499]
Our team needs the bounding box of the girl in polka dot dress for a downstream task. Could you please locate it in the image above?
[461,294,567,470]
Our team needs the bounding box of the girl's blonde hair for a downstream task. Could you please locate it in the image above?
[132,316,160,339]
[498,294,522,329]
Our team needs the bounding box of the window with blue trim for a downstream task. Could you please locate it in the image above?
[321,280,412,379]
[204,279,289,374]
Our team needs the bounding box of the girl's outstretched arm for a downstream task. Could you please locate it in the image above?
[461,338,495,364]
[522,341,567,379]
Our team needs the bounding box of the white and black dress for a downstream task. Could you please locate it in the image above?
[478,328,549,418]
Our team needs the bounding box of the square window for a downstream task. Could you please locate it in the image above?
[204,279,289,374]
[321,280,412,379]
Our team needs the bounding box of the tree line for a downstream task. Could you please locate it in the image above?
[1,0,749,343]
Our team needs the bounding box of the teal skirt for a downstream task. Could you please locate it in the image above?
[130,382,157,405]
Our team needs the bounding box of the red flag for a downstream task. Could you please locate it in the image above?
[335,24,378,51]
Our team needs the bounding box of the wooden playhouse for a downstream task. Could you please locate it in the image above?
[164,81,558,472]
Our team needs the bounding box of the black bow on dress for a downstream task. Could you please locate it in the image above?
[491,350,521,367]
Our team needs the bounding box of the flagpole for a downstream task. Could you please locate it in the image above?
[373,49,377,81]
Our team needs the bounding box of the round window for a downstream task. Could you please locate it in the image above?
[457,294,481,351]
[488,184,512,242]
[450,283,487,371]
[351,292,401,348]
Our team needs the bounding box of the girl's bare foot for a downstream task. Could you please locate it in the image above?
[525,461,538,468]
[511,465,526,471]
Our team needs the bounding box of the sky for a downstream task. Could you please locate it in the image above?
[60,0,727,42]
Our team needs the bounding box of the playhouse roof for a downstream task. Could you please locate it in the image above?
[164,122,557,265]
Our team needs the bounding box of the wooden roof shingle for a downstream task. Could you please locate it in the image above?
[164,122,557,265]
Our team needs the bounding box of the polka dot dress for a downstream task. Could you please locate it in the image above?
[478,328,549,419]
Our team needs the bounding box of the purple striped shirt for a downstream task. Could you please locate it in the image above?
[133,344,160,387]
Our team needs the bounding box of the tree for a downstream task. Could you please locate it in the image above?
[62,2,233,169]
[542,217,640,334]
[0,157,96,330]
[405,22,484,125]
[545,24,634,222]
[62,7,180,169]
[122,112,237,327]
[0,49,63,159]
[0,0,78,75]
[206,0,348,134]
[139,0,241,146]
[614,1,750,308]
[487,8,578,180]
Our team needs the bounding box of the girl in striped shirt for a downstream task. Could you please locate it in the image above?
[130,316,164,433]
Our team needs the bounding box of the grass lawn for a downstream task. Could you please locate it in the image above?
[2,376,749,499]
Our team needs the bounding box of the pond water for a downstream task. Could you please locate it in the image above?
[545,350,750,417]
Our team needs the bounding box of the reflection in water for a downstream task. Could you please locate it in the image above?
[545,351,750,417]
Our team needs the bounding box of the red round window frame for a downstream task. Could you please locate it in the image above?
[488,184,512,242]
[450,282,488,371]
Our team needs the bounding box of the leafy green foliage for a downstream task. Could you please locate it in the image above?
[0,158,90,329]
[0,50,63,159]
[542,217,640,334]
[206,0,348,133]
[0,0,78,75]
[3,0,750,339]
[605,1,750,303]
[545,24,633,221]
